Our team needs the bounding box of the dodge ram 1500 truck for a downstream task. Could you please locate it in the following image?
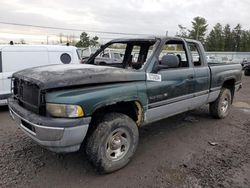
[8,36,242,173]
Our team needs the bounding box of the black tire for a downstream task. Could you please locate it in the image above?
[99,62,107,65]
[86,112,139,173]
[209,88,232,119]
[244,69,250,76]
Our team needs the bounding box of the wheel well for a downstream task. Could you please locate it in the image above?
[91,101,144,127]
[222,79,235,102]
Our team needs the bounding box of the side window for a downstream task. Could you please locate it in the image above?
[96,44,127,65]
[60,53,71,64]
[131,45,141,63]
[159,41,189,68]
[89,41,156,69]
[188,43,202,67]
[102,53,110,58]
[113,53,121,59]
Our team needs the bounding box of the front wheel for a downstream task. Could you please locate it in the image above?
[86,113,139,173]
[209,88,232,119]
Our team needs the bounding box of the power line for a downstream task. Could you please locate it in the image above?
[0,21,149,36]
[0,31,117,45]
[0,31,116,40]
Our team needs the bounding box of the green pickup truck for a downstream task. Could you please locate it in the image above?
[8,36,242,173]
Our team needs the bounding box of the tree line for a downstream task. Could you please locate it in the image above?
[177,16,250,52]
[75,32,99,48]
[75,16,250,52]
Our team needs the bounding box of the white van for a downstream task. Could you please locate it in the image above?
[0,45,80,105]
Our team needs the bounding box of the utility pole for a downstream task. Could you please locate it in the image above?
[166,31,168,37]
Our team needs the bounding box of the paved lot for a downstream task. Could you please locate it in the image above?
[0,75,250,188]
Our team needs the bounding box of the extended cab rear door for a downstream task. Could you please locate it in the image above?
[187,41,210,106]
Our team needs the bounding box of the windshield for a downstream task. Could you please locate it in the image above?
[76,49,81,60]
[86,40,156,70]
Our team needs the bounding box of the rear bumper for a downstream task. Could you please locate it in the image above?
[8,98,91,153]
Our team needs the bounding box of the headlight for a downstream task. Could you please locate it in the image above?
[46,103,84,118]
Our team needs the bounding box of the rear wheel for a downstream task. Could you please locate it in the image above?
[86,112,139,173]
[209,88,232,119]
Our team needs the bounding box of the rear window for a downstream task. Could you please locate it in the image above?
[114,53,122,59]
[188,43,203,66]
[60,53,71,64]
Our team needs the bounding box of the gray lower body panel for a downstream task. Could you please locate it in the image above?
[144,89,222,125]
[207,90,221,103]
[145,94,209,124]
[144,83,242,125]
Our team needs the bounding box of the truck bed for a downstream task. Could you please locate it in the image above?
[209,62,242,89]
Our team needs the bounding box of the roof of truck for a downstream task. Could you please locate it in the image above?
[108,36,200,43]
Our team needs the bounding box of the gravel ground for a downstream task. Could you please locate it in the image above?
[0,75,249,188]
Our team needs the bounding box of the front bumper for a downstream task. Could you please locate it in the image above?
[0,94,11,106]
[235,83,242,92]
[8,98,91,153]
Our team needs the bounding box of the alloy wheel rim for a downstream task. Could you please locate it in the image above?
[221,97,229,113]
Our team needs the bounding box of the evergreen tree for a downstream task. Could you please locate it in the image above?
[223,24,233,51]
[231,24,242,51]
[239,30,250,51]
[246,31,250,51]
[75,32,99,47]
[188,17,208,43]
[90,36,99,47]
[205,23,224,51]
[76,32,90,47]
[205,30,216,51]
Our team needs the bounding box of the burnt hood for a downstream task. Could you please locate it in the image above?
[13,64,146,90]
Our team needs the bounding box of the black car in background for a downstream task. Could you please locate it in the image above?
[241,59,250,76]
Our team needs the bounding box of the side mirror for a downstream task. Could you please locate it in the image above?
[131,62,142,70]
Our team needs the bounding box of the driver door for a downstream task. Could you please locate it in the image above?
[146,40,195,123]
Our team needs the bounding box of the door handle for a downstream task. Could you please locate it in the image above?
[187,75,194,80]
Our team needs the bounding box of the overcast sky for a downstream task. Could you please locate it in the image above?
[0,0,249,43]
